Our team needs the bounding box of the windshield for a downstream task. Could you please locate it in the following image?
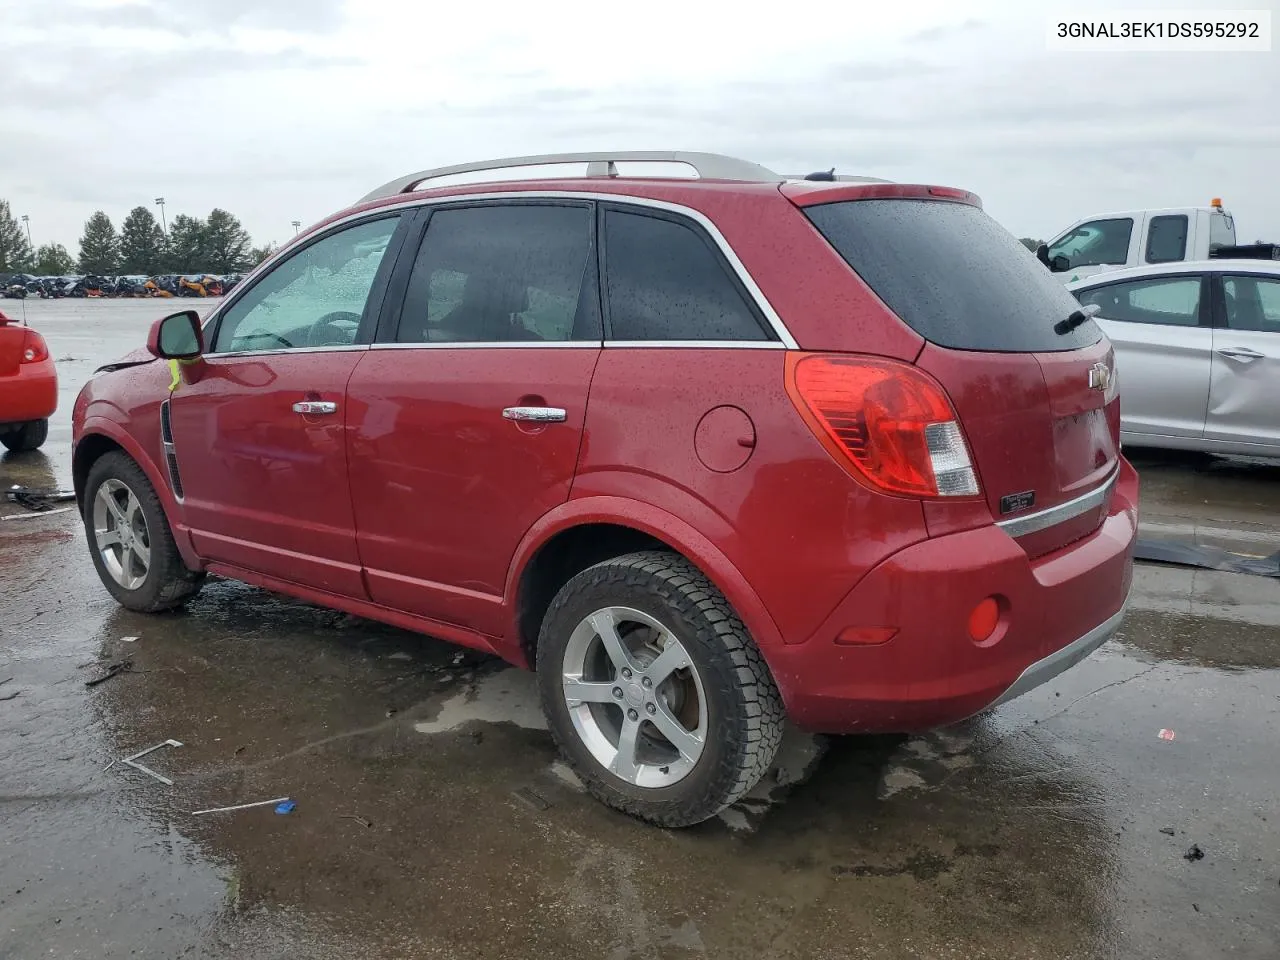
[804,199,1102,352]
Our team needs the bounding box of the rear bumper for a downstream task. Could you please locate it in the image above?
[766,459,1138,734]
[0,359,57,426]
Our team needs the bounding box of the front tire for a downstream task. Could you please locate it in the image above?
[83,451,204,612]
[536,551,784,827]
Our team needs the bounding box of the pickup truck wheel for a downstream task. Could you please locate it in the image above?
[537,551,784,827]
[83,451,204,612]
[0,419,49,452]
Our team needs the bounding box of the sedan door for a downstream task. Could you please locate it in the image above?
[1204,272,1280,453]
[1074,273,1211,442]
[169,214,408,596]
[345,201,601,636]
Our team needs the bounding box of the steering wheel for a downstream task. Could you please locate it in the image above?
[308,311,361,347]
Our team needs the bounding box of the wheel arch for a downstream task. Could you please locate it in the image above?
[506,496,784,669]
[74,418,202,570]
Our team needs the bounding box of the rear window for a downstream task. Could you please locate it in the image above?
[805,199,1101,352]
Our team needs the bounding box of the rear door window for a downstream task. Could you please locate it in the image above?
[1076,276,1204,326]
[805,199,1101,352]
[1222,275,1280,332]
[395,203,597,344]
[1145,215,1188,264]
[602,208,770,341]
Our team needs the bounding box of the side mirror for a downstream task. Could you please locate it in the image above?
[1035,243,1051,267]
[147,310,204,360]
[1050,254,1071,272]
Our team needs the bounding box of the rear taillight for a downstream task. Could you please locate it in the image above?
[20,329,49,364]
[785,353,980,498]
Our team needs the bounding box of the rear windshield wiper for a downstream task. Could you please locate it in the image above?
[1054,303,1100,335]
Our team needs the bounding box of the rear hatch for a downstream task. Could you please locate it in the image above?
[803,195,1118,557]
[0,320,25,376]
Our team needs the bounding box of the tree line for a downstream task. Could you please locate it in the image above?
[0,199,276,277]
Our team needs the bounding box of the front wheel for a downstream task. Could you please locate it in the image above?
[536,552,784,827]
[0,419,49,452]
[83,451,204,612]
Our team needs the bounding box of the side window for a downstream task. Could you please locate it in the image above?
[213,217,399,353]
[395,204,596,344]
[1076,276,1202,327]
[602,209,768,341]
[1146,215,1188,264]
[1047,218,1133,270]
[1223,275,1280,332]
[1209,212,1236,252]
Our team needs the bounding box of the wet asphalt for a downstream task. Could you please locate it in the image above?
[2,299,1278,960]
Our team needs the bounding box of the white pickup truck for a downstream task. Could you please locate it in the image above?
[1036,200,1279,283]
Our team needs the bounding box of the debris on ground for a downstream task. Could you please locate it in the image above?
[511,786,551,812]
[5,485,76,512]
[1184,844,1205,861]
[340,815,373,828]
[120,636,139,643]
[451,652,465,666]
[275,800,297,815]
[0,689,20,702]
[1159,728,1176,741]
[1160,827,1177,836]
[84,659,133,687]
[192,796,291,816]
[117,739,183,785]
[233,744,247,755]
[2,506,74,522]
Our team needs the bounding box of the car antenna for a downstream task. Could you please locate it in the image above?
[804,168,837,181]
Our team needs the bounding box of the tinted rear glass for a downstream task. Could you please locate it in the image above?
[805,199,1101,352]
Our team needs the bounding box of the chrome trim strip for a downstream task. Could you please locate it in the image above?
[986,601,1128,710]
[206,345,370,360]
[370,341,597,350]
[995,468,1118,539]
[212,192,801,351]
[604,340,785,350]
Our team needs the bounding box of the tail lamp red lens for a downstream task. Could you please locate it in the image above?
[785,353,980,498]
[21,329,49,364]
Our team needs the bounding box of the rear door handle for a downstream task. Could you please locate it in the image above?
[502,406,567,423]
[1216,347,1265,361]
[292,400,338,415]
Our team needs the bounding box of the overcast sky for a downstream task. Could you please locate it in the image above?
[3,0,1277,253]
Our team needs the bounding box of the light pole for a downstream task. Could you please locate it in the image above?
[291,220,301,235]
[154,197,167,233]
[20,215,32,249]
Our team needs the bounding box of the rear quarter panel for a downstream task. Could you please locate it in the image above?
[572,347,927,649]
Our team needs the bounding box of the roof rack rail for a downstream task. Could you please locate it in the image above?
[359,151,783,203]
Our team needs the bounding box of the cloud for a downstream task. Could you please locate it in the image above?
[907,18,986,43]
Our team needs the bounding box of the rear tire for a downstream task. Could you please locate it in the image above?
[83,451,204,612]
[536,551,784,827]
[0,419,49,452]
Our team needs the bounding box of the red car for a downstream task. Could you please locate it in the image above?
[71,152,1137,826]
[0,310,56,452]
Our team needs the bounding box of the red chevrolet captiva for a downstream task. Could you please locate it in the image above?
[72,152,1137,826]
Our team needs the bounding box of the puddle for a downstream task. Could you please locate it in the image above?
[413,668,546,734]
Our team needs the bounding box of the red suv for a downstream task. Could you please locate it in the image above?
[72,152,1137,826]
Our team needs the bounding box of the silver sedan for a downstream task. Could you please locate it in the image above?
[1067,261,1280,457]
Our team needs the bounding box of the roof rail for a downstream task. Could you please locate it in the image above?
[359,151,783,203]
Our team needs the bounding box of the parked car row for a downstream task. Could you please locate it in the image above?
[1,274,244,300]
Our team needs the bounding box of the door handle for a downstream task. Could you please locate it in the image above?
[502,406,567,423]
[1216,347,1264,361]
[292,400,338,415]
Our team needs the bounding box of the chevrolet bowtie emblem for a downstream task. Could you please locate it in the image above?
[1088,362,1111,392]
